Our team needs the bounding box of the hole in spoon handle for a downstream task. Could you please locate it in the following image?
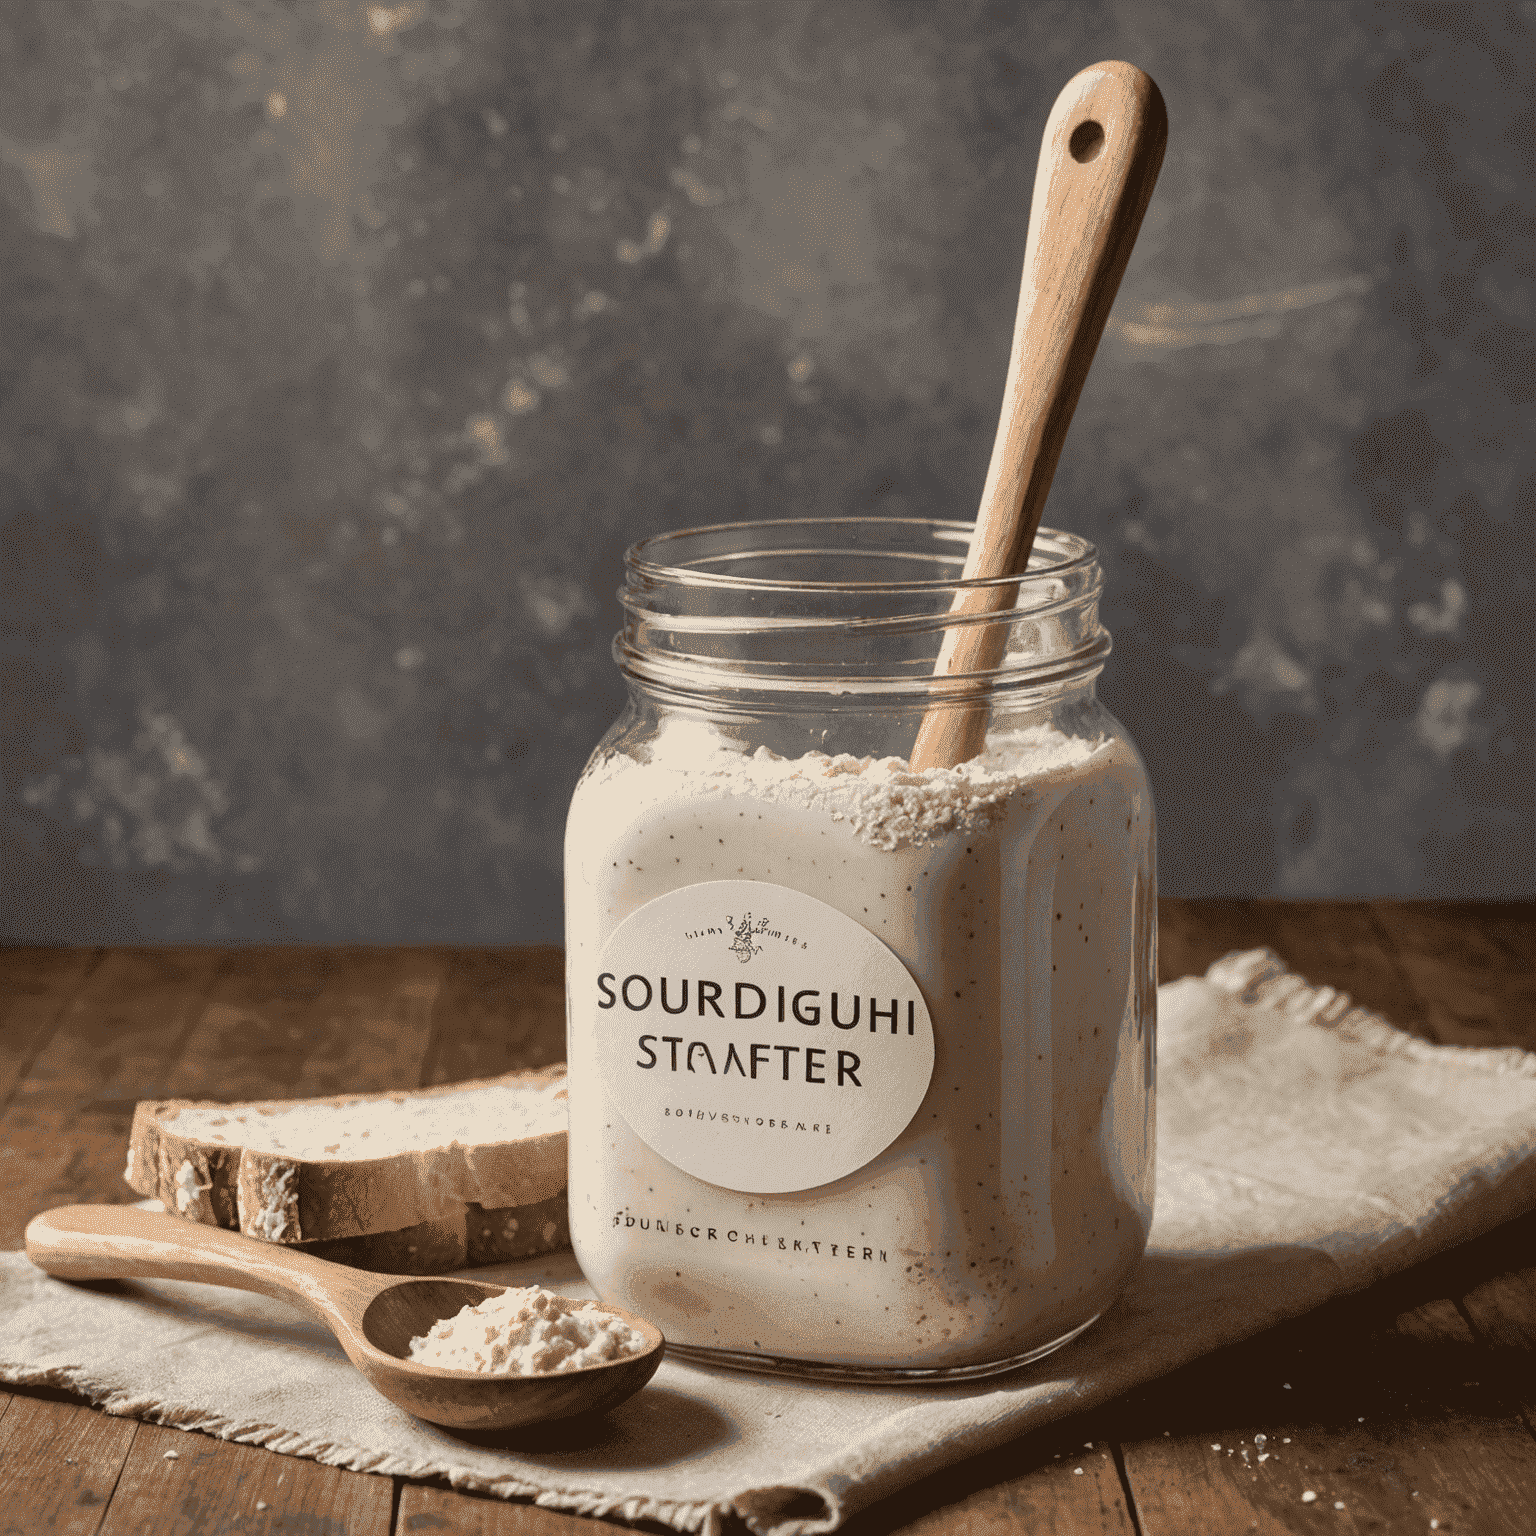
[1069,119,1105,162]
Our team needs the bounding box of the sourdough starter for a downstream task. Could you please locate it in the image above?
[564,719,1154,1375]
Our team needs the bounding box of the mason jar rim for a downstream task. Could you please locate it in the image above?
[625,516,1100,595]
[612,517,1110,709]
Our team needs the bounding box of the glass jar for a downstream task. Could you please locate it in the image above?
[564,517,1155,1381]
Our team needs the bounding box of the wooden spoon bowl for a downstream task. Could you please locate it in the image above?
[25,1204,664,1432]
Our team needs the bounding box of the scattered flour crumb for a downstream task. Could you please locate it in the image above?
[1301,1491,1317,1503]
[162,1450,178,1460]
[408,1285,648,1375]
[1073,1467,1083,1475]
[256,1501,269,1511]
[173,1158,212,1215]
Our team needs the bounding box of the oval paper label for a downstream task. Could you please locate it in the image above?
[589,879,935,1194]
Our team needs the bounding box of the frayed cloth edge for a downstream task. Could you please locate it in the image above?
[1206,948,1536,1078]
[0,1363,729,1536]
[731,1483,841,1536]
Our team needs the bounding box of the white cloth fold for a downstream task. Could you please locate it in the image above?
[4,950,1534,1536]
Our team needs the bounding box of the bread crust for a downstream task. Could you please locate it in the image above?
[124,1066,568,1254]
[290,1193,573,1275]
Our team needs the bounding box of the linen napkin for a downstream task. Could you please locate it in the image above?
[4,949,1535,1536]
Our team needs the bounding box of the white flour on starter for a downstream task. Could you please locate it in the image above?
[565,717,1155,1373]
[408,1287,648,1375]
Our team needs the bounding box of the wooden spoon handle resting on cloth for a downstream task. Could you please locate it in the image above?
[24,1203,390,1334]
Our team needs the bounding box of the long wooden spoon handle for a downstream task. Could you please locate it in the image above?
[909,61,1166,773]
[24,1204,377,1324]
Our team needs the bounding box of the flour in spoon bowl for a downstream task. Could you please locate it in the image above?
[407,1286,650,1375]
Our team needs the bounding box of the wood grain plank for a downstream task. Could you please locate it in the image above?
[820,1431,1135,1536]
[159,947,450,1102]
[1386,901,1534,966]
[1370,893,1536,1458]
[419,948,565,1088]
[1156,897,1276,985]
[153,947,335,1103]
[9,949,231,1112]
[1157,898,1428,1034]
[1461,1266,1536,1429]
[96,1422,393,1536]
[0,948,104,1110]
[1117,1281,1536,1536]
[245,947,448,1098]
[1256,901,1429,1034]
[1369,900,1536,1050]
[0,949,231,1248]
[396,1484,636,1534]
[0,1394,137,1536]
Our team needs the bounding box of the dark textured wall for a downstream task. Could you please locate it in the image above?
[3,1,1531,944]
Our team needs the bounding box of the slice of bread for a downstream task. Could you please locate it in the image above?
[123,1066,568,1274]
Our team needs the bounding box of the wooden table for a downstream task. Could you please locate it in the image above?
[2,900,1533,1535]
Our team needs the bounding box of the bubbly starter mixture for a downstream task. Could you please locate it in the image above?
[565,721,1155,1374]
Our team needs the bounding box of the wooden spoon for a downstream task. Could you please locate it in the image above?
[908,61,1167,772]
[25,1204,664,1432]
